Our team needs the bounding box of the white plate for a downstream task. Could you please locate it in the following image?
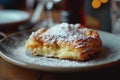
[0,10,30,24]
[0,30,120,72]
[0,10,30,31]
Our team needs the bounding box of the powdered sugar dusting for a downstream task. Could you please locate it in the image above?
[30,23,96,48]
[42,23,87,42]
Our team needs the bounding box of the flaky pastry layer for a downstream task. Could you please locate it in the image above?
[25,23,102,61]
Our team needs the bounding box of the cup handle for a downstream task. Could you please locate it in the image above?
[0,32,7,41]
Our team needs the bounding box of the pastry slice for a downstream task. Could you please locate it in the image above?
[25,23,102,61]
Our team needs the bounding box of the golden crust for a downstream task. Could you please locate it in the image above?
[25,23,102,61]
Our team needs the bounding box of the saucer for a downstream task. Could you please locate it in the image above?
[0,10,30,31]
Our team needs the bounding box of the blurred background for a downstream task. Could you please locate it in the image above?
[0,1,120,80]
[0,0,113,33]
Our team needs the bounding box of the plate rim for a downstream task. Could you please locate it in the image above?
[0,50,119,72]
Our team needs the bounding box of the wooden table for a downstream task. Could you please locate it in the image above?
[0,57,120,80]
[0,9,120,80]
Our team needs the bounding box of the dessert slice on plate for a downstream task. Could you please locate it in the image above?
[25,23,102,61]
